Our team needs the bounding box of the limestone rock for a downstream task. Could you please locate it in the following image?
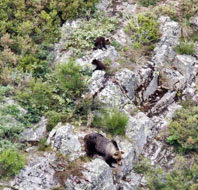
[125,112,152,156]
[19,117,47,143]
[115,68,139,101]
[152,16,181,66]
[96,80,131,108]
[65,159,116,190]
[13,153,59,190]
[47,123,82,161]
[159,68,186,90]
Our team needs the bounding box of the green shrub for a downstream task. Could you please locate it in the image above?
[45,111,63,131]
[174,42,195,55]
[139,0,159,7]
[180,0,198,20]
[125,13,159,48]
[55,60,86,96]
[63,11,118,56]
[134,157,198,190]
[154,5,178,21]
[0,148,25,178]
[166,105,198,153]
[93,109,129,135]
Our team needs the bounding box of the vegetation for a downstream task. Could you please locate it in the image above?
[0,0,99,78]
[174,42,195,55]
[0,148,25,178]
[63,11,118,56]
[166,103,198,153]
[125,13,159,48]
[180,0,198,20]
[139,0,159,7]
[134,157,198,190]
[93,109,129,135]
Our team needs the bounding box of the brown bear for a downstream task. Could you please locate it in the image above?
[84,133,124,167]
[91,59,106,71]
[94,36,110,50]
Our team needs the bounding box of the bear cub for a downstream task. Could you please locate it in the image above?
[84,133,124,167]
[91,59,106,71]
[94,36,110,50]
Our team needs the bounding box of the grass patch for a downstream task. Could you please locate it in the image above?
[174,42,195,55]
[166,102,198,153]
[125,13,159,49]
[93,108,129,136]
[0,148,25,179]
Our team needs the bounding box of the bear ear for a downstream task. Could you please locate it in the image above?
[121,151,124,154]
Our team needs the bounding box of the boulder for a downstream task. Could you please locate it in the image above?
[125,112,152,156]
[189,16,198,31]
[19,117,47,143]
[152,16,181,66]
[159,68,186,90]
[115,68,139,101]
[65,159,116,190]
[96,80,131,108]
[13,153,59,190]
[173,55,198,84]
[47,123,82,161]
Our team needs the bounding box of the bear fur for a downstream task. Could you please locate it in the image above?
[91,59,106,71]
[84,133,124,167]
[94,36,110,50]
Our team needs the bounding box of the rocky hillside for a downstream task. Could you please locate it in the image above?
[0,0,198,189]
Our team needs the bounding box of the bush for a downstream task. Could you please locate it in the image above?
[125,13,159,48]
[174,42,195,55]
[134,157,198,190]
[180,0,198,20]
[166,105,198,153]
[93,109,129,135]
[154,5,178,21]
[139,0,159,7]
[63,11,118,56]
[45,111,63,131]
[0,148,25,178]
[55,60,87,96]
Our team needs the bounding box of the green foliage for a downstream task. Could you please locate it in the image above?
[55,60,87,96]
[154,5,178,21]
[139,0,159,7]
[166,104,198,153]
[0,0,99,78]
[45,111,63,131]
[134,157,198,190]
[0,104,27,140]
[0,148,25,178]
[180,0,198,20]
[174,42,195,55]
[63,12,118,56]
[93,109,129,135]
[17,79,53,118]
[125,13,159,48]
[38,138,48,151]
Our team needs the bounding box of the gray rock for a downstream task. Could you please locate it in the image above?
[87,70,106,96]
[96,0,112,11]
[19,117,47,143]
[143,71,159,101]
[152,16,181,66]
[47,123,82,161]
[189,16,198,31]
[13,153,59,190]
[65,159,116,190]
[96,80,131,108]
[151,91,177,114]
[115,68,139,101]
[173,55,198,83]
[159,68,186,90]
[125,112,152,156]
